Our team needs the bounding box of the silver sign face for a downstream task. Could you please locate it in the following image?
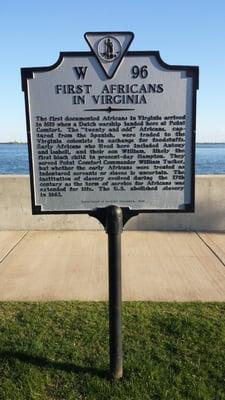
[22,32,198,213]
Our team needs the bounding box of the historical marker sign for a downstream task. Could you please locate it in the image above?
[21,32,199,379]
[21,32,198,214]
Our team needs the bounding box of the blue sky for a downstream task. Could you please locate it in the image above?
[0,0,224,142]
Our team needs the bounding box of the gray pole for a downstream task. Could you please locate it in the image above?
[106,205,123,379]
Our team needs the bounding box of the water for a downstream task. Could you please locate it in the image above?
[0,143,29,174]
[195,143,225,174]
[0,143,225,175]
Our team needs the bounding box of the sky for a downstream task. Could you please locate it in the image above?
[0,0,224,143]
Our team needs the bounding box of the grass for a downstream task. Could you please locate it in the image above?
[0,302,224,400]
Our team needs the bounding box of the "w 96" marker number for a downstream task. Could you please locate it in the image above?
[131,65,148,79]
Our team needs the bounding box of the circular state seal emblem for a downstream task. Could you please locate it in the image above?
[98,36,121,62]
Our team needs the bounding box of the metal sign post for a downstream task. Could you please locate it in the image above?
[21,31,198,380]
[90,206,138,379]
[106,205,123,379]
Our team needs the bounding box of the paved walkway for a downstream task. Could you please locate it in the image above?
[0,231,225,301]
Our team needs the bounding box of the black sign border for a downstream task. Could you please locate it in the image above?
[21,50,199,216]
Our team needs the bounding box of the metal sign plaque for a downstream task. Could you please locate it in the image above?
[21,32,198,214]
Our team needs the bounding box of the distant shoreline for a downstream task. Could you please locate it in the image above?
[196,142,225,145]
[0,142,27,145]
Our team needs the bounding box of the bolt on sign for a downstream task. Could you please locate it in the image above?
[21,32,199,214]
